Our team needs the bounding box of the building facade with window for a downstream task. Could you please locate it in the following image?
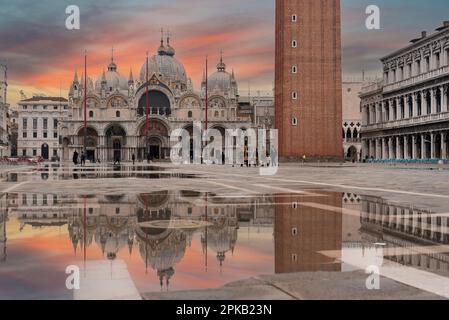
[361,22,449,161]
[17,96,68,159]
[275,0,342,160]
[60,36,253,163]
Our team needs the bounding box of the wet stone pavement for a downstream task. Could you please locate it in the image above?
[0,162,449,300]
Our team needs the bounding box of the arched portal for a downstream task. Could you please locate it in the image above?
[346,146,358,162]
[137,91,171,117]
[41,143,49,160]
[78,127,99,162]
[138,119,169,161]
[209,125,226,164]
[105,125,127,162]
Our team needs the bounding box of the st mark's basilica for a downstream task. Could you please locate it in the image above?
[61,35,253,162]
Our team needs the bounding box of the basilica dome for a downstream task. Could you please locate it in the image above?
[139,38,187,88]
[207,55,237,95]
[95,59,128,92]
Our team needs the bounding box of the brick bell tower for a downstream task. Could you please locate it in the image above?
[275,0,343,160]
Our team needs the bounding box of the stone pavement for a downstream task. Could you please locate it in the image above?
[142,271,445,300]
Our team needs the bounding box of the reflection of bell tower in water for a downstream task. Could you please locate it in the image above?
[274,193,342,273]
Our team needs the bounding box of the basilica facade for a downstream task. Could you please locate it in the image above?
[61,36,252,162]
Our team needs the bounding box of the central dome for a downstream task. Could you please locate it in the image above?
[95,58,128,92]
[140,37,187,88]
[207,54,238,96]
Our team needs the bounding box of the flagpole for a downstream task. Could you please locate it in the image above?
[205,56,208,131]
[145,51,150,136]
[84,50,87,155]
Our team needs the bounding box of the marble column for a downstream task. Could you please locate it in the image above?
[376,139,381,159]
[442,132,447,159]
[422,91,428,116]
[404,96,410,119]
[396,136,401,159]
[404,136,409,159]
[412,135,417,159]
[412,93,418,117]
[442,86,448,113]
[388,138,394,159]
[431,88,437,114]
[421,134,426,159]
[430,133,436,159]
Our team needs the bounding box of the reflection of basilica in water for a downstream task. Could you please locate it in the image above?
[2,190,449,286]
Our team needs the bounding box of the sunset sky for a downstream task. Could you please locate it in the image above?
[1,0,449,106]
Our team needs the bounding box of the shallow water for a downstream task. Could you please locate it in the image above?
[1,188,448,299]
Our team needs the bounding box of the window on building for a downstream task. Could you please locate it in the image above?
[407,63,412,78]
[292,40,298,48]
[23,105,28,110]
[53,150,57,157]
[89,111,94,118]
[22,132,27,138]
[54,106,58,110]
[292,91,298,100]
[53,119,58,129]
[416,60,421,75]
[33,149,37,156]
[292,227,298,236]
[292,117,298,126]
[23,118,28,129]
[435,52,440,69]
[33,118,37,130]
[33,132,37,138]
[54,132,58,139]
[22,149,27,156]
[425,56,430,72]
[116,111,120,118]
[292,65,298,74]
[291,14,297,22]
[43,132,47,139]
[43,105,47,110]
[188,111,192,118]
[43,118,48,129]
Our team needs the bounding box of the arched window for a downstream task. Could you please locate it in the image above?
[292,117,298,126]
[116,111,120,118]
[89,111,94,118]
[214,111,219,117]
[346,128,352,140]
[188,111,192,118]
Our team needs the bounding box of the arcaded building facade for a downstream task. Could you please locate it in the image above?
[275,0,342,159]
[61,36,252,162]
[361,22,449,161]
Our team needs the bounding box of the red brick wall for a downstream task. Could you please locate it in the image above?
[275,0,343,159]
